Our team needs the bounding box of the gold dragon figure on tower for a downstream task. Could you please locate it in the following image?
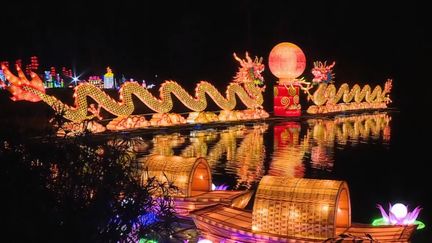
[300,61,392,114]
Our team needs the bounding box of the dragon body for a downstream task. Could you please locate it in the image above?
[304,61,392,114]
[311,82,391,106]
[2,53,265,123]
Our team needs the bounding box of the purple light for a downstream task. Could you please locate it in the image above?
[377,203,422,225]
[212,183,228,191]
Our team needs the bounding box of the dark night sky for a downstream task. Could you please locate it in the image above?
[1,1,430,110]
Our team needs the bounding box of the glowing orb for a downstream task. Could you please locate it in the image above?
[198,239,213,243]
[268,42,306,84]
[391,203,408,219]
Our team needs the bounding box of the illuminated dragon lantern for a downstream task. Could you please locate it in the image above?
[303,61,392,114]
[2,52,268,129]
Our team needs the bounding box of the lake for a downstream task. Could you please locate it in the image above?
[126,110,428,242]
[1,107,429,242]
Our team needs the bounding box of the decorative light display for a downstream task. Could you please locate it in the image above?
[373,203,425,229]
[308,113,391,144]
[150,134,186,156]
[180,126,244,165]
[139,155,253,216]
[30,56,39,71]
[45,66,64,88]
[311,61,335,84]
[0,70,5,89]
[44,71,53,88]
[305,61,392,114]
[15,59,22,68]
[2,52,266,124]
[137,124,266,190]
[268,42,306,84]
[50,66,56,77]
[269,42,307,117]
[2,64,45,102]
[212,183,228,190]
[56,120,106,137]
[192,177,418,242]
[270,122,307,177]
[61,67,72,77]
[307,113,391,170]
[88,75,103,89]
[1,61,9,68]
[267,42,392,115]
[197,239,213,243]
[104,67,114,89]
[138,239,157,243]
[228,124,267,189]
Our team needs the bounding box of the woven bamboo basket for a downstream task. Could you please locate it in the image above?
[140,155,212,197]
[252,176,350,240]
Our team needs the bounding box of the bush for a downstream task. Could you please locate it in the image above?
[0,125,180,242]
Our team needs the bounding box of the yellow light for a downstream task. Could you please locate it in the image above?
[3,54,268,125]
[321,204,329,212]
[307,79,392,114]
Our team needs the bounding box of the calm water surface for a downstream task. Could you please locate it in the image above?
[127,110,428,241]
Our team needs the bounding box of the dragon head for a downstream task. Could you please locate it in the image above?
[1,64,45,102]
[233,52,265,86]
[311,61,336,84]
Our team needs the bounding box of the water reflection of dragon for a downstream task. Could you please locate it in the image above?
[1,53,265,122]
[304,61,393,114]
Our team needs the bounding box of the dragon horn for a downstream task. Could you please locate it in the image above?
[245,52,252,63]
[233,53,245,66]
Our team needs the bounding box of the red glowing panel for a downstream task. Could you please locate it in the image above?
[268,42,306,83]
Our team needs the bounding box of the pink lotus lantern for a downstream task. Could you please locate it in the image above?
[373,203,425,229]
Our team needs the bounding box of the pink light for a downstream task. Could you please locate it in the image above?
[268,42,306,84]
[198,239,212,243]
[377,203,422,225]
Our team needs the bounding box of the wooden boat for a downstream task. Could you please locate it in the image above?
[139,155,253,217]
[191,176,417,242]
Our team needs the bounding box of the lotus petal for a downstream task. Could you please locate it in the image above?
[408,206,422,224]
[389,211,399,225]
[377,204,389,222]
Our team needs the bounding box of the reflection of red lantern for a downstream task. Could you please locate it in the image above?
[269,42,305,117]
[273,122,300,147]
[270,122,305,178]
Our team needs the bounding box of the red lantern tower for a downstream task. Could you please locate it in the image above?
[269,42,306,116]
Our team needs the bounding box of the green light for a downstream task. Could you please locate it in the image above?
[372,218,386,226]
[139,239,158,243]
[372,218,425,230]
[414,220,426,230]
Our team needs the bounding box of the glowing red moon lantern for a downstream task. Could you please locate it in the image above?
[268,42,306,84]
[269,42,305,117]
